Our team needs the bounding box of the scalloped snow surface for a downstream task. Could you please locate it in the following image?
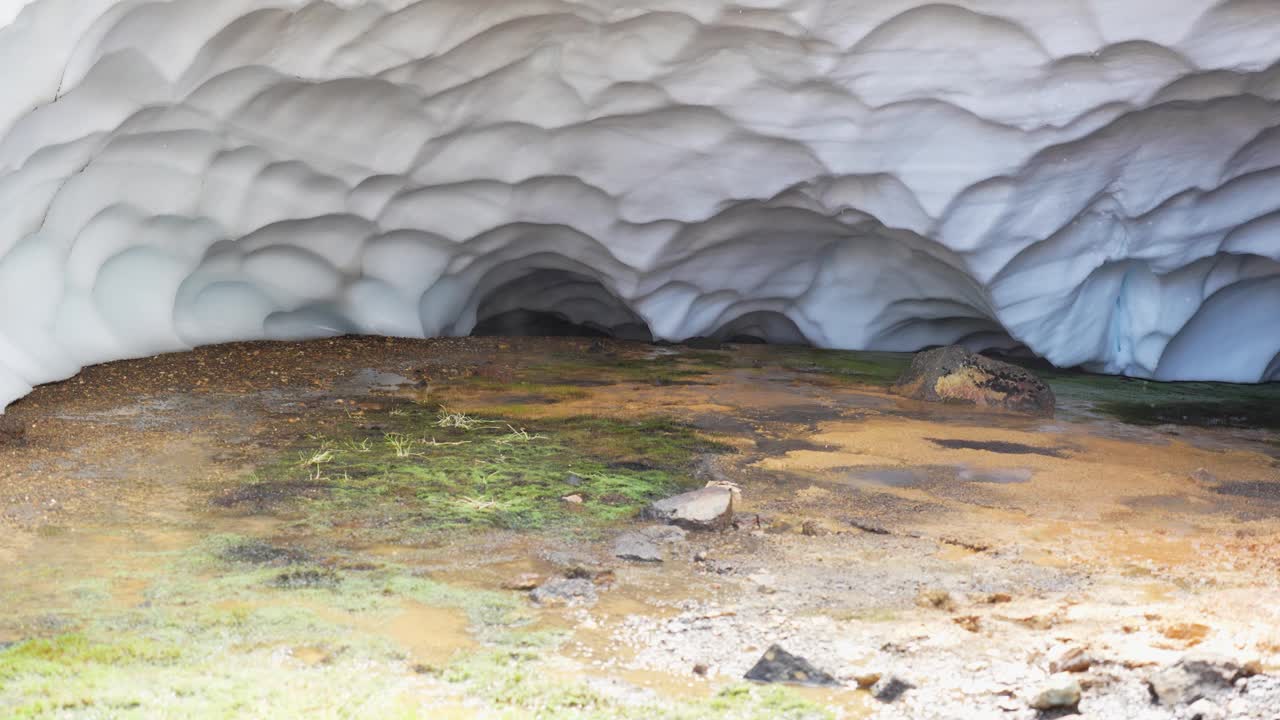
[2,0,1280,405]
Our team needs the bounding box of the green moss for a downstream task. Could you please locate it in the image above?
[771,348,911,387]
[451,378,593,402]
[1025,365,1280,429]
[443,650,836,720]
[0,634,180,681]
[223,407,732,539]
[529,349,733,386]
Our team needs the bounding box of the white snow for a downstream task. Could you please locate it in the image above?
[2,0,1280,407]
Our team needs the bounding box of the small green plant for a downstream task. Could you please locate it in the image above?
[383,433,418,458]
[435,408,490,431]
[344,438,373,453]
[496,425,546,445]
[297,445,335,481]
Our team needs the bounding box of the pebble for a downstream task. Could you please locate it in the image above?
[1186,698,1224,720]
[1029,674,1081,710]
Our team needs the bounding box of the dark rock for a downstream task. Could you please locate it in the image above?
[613,525,687,562]
[891,345,1055,417]
[0,415,26,446]
[613,533,663,563]
[530,577,598,607]
[644,487,734,531]
[1148,653,1258,706]
[743,645,839,688]
[871,675,915,702]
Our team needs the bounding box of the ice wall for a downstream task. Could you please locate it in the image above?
[2,0,1280,405]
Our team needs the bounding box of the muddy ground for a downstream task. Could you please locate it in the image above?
[0,337,1278,719]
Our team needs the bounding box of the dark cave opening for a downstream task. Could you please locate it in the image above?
[468,269,653,342]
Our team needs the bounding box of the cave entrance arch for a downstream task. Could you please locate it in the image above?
[468,269,653,342]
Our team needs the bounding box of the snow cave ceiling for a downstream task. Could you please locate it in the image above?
[2,0,1280,408]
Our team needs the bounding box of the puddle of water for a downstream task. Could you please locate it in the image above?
[956,467,1034,484]
[849,468,930,488]
[927,438,1066,458]
[1212,481,1280,501]
[346,368,414,393]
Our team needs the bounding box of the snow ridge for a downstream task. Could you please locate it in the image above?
[2,0,1280,405]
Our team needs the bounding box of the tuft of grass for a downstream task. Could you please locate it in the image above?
[435,408,492,431]
[384,433,418,458]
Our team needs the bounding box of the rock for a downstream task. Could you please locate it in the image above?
[613,532,663,563]
[915,589,957,612]
[747,571,778,594]
[530,577,598,607]
[1048,646,1094,674]
[644,487,734,531]
[501,573,543,591]
[743,645,840,688]
[637,525,688,544]
[613,525,689,562]
[1030,674,1082,710]
[871,675,914,702]
[891,345,1055,417]
[853,672,882,689]
[562,494,584,505]
[1186,698,1224,720]
[565,473,584,487]
[0,414,25,445]
[1147,653,1256,706]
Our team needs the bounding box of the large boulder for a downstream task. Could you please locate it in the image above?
[891,346,1055,417]
[644,487,734,531]
[1147,653,1259,707]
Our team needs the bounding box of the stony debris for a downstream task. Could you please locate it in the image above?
[1147,653,1257,706]
[1047,645,1094,674]
[530,577,598,607]
[0,414,25,445]
[1029,674,1082,710]
[915,589,957,612]
[891,345,1056,416]
[645,486,734,531]
[613,533,663,563]
[871,675,914,702]
[1186,698,1225,720]
[742,645,840,688]
[501,573,543,591]
[613,525,690,562]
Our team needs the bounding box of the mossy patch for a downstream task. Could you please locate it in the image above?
[443,649,837,720]
[769,348,911,387]
[225,406,733,539]
[528,349,734,386]
[1026,365,1280,430]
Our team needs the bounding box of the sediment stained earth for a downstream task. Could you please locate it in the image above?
[1,337,1278,719]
